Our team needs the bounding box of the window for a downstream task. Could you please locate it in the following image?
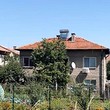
[84,79,96,89]
[23,57,33,67]
[84,80,96,85]
[83,57,96,68]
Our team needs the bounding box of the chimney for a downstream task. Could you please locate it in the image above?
[56,35,60,39]
[71,33,76,42]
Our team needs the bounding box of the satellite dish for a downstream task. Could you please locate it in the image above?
[71,62,76,69]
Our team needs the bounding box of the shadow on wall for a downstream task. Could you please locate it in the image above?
[76,72,87,83]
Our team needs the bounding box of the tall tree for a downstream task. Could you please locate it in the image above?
[32,39,70,88]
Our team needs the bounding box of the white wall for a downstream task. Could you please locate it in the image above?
[0,55,4,66]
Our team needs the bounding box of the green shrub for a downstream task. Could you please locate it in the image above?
[15,104,31,110]
[33,98,74,110]
[103,100,110,110]
[32,101,48,110]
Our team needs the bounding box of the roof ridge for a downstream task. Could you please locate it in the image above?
[0,45,10,52]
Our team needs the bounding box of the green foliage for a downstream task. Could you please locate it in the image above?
[0,55,24,83]
[32,39,70,88]
[15,104,31,110]
[27,81,47,106]
[103,100,110,110]
[70,84,93,110]
[51,98,72,110]
[34,98,74,110]
[0,101,31,110]
[90,100,104,110]
[0,98,109,110]
[106,61,110,80]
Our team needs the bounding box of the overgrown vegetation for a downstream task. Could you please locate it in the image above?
[0,55,24,84]
[3,85,110,110]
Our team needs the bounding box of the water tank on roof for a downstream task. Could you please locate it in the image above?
[59,29,69,40]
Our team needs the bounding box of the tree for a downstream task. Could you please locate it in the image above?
[107,61,110,80]
[32,39,70,88]
[0,55,24,83]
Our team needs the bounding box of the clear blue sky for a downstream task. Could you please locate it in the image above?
[0,0,110,48]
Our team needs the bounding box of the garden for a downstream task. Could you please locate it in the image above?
[0,82,110,110]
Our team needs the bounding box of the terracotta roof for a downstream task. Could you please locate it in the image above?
[0,45,19,55]
[65,37,107,50]
[8,48,20,55]
[17,36,109,51]
[0,45,10,53]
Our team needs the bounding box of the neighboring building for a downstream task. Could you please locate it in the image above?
[106,54,110,63]
[16,30,109,97]
[0,45,19,66]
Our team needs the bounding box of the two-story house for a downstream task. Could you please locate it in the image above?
[17,30,109,98]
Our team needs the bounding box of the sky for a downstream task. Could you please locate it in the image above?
[0,0,110,48]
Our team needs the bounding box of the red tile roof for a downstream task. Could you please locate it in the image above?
[8,48,19,55]
[17,36,109,51]
[0,45,10,53]
[0,45,19,55]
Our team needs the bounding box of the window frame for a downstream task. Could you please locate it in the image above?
[84,79,96,85]
[83,57,96,68]
[23,56,33,67]
[84,79,96,89]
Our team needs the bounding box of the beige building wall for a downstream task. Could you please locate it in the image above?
[20,50,33,66]
[20,49,107,96]
[67,50,106,95]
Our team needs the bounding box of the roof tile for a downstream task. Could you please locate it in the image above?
[0,45,19,55]
[17,36,108,50]
[0,45,10,53]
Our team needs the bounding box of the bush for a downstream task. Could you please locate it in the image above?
[103,100,110,110]
[33,98,74,110]
[0,102,11,110]
[27,81,47,106]
[90,100,105,110]
[15,104,31,110]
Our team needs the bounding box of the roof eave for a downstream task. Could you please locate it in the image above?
[66,48,110,54]
[16,49,33,51]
